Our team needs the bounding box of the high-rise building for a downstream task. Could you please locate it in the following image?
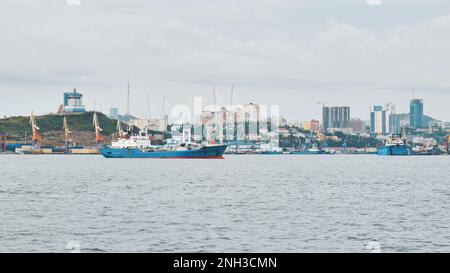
[370,106,383,135]
[322,106,350,131]
[370,103,395,135]
[109,107,119,119]
[410,99,424,128]
[389,114,401,135]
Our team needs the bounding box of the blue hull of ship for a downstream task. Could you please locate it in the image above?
[377,145,412,156]
[100,145,227,159]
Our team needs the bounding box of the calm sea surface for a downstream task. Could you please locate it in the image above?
[0,154,449,253]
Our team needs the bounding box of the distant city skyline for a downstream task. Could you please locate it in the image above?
[1,0,450,121]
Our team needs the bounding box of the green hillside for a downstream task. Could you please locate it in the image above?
[0,112,120,137]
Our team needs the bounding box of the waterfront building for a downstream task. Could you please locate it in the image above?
[410,99,424,128]
[322,106,350,131]
[62,88,86,113]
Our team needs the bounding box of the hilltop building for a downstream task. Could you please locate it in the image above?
[109,107,119,119]
[59,88,86,113]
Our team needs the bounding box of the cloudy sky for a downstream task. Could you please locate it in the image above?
[1,0,450,122]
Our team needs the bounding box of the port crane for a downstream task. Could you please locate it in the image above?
[63,116,72,152]
[93,112,104,146]
[117,119,123,134]
[30,111,42,148]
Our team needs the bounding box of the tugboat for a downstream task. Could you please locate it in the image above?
[100,130,227,159]
[377,134,412,156]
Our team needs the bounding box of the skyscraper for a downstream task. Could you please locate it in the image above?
[109,107,119,119]
[410,99,424,128]
[322,106,350,131]
[389,114,401,135]
[370,103,395,135]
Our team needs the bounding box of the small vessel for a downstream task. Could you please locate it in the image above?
[260,149,283,155]
[290,144,325,155]
[290,148,325,155]
[260,139,283,155]
[100,131,227,159]
[412,145,441,156]
[377,134,412,156]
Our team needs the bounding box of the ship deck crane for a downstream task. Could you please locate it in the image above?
[116,119,129,139]
[93,112,104,146]
[63,116,72,152]
[30,111,42,148]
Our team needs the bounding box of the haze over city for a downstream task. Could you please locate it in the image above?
[1,0,450,122]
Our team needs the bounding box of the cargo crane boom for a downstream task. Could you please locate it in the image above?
[30,111,42,148]
[93,112,104,146]
[63,116,72,150]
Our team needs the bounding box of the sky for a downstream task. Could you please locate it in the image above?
[1,0,450,122]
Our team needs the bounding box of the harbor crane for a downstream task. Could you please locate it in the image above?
[117,119,123,134]
[63,116,72,152]
[30,111,42,148]
[93,112,104,146]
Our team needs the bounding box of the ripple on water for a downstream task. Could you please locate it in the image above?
[0,155,450,252]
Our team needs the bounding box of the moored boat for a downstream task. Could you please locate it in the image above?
[100,130,226,159]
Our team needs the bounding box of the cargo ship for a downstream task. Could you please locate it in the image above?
[377,135,412,156]
[100,131,226,159]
